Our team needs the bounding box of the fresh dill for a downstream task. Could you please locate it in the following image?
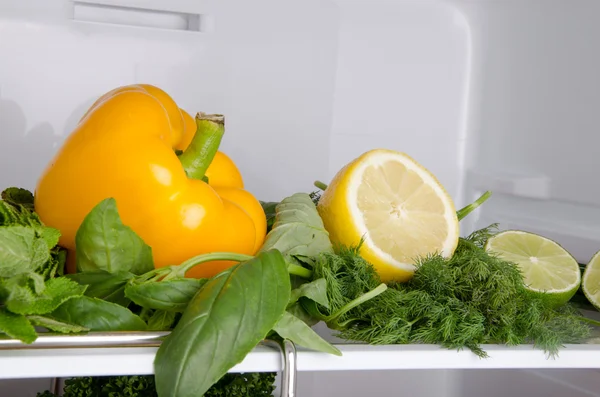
[308,227,591,358]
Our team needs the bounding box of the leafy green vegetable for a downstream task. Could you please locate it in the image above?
[273,311,341,356]
[311,233,591,358]
[259,201,279,233]
[286,302,319,327]
[6,277,86,315]
[28,315,88,333]
[203,372,276,397]
[154,250,291,397]
[260,193,333,266]
[37,372,276,397]
[147,310,177,331]
[1,187,34,210]
[0,226,51,277]
[289,278,329,308]
[75,198,153,275]
[40,248,67,280]
[67,270,134,306]
[1,272,46,300]
[125,278,207,312]
[0,307,37,343]
[51,296,147,331]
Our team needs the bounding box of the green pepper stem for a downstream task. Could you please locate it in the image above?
[314,181,329,191]
[165,252,254,280]
[457,191,492,221]
[178,113,225,181]
[288,264,313,279]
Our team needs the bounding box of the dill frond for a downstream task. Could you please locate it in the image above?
[462,223,499,248]
[314,226,591,357]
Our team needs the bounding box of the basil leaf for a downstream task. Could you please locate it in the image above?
[0,308,37,343]
[0,226,50,277]
[147,310,177,331]
[289,278,329,309]
[260,193,333,266]
[273,311,341,356]
[154,250,290,397]
[67,270,134,306]
[28,315,88,333]
[286,302,319,327]
[75,198,153,275]
[51,296,147,331]
[6,278,86,315]
[125,279,207,312]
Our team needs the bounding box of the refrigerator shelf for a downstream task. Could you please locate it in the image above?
[1,332,600,379]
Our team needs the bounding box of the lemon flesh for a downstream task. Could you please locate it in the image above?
[582,250,600,310]
[485,230,580,307]
[317,149,459,283]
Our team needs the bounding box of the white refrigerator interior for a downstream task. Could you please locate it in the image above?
[1,0,600,396]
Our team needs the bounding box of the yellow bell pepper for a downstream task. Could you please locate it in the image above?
[34,84,266,278]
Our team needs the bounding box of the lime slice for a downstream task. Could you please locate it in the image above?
[485,230,580,307]
[582,251,600,310]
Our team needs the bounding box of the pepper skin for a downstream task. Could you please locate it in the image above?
[34,84,266,278]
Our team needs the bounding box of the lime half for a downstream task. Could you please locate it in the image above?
[582,251,600,310]
[485,230,581,307]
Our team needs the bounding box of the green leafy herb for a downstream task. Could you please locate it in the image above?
[312,236,591,358]
[75,198,153,275]
[0,226,51,277]
[28,315,89,333]
[38,372,276,397]
[286,302,319,327]
[1,187,34,210]
[203,372,276,397]
[6,277,86,315]
[125,278,207,312]
[289,278,329,308]
[40,248,67,280]
[51,296,147,331]
[147,310,178,331]
[0,307,37,343]
[259,201,279,233]
[154,250,291,397]
[273,311,341,355]
[260,193,333,267]
[67,270,134,306]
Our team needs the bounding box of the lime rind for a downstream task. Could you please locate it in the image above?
[582,250,600,311]
[485,230,581,307]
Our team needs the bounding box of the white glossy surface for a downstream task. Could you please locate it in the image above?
[2,344,600,380]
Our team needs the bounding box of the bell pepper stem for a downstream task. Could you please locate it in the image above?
[314,181,329,191]
[178,113,225,181]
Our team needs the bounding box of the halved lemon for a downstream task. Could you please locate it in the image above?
[317,149,459,283]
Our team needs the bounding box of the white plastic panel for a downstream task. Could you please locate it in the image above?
[327,0,471,204]
[4,344,600,380]
[455,0,600,260]
[0,0,339,202]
